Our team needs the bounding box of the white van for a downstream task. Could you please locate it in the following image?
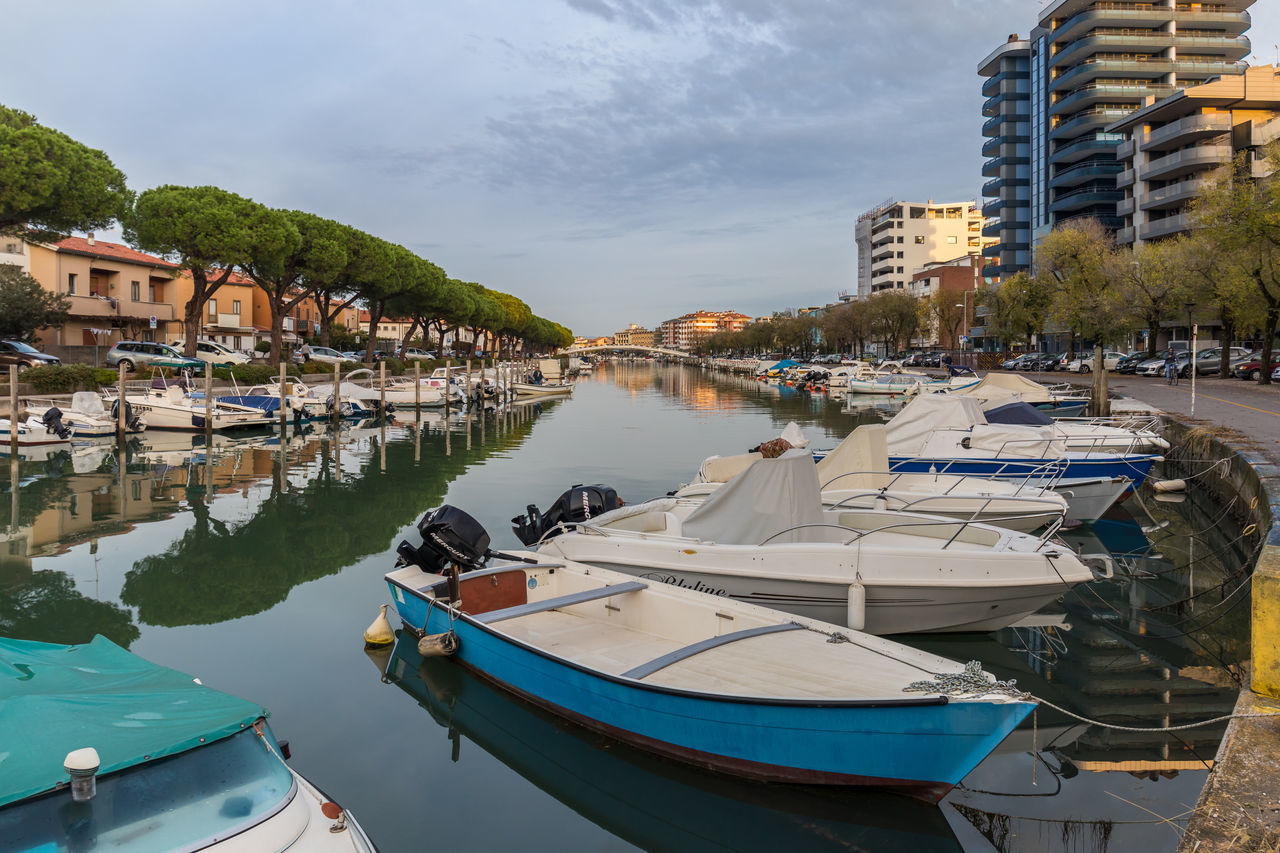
[171,339,251,366]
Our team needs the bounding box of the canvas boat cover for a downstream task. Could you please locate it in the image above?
[682,449,825,545]
[884,394,988,456]
[954,373,1057,404]
[764,359,800,372]
[0,635,267,808]
[71,392,107,419]
[815,425,891,491]
[984,401,1055,426]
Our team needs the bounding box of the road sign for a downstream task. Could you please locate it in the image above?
[149,315,157,329]
[959,335,969,343]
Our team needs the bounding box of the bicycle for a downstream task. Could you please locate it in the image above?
[1165,364,1179,386]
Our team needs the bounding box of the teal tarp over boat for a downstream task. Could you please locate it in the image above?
[765,359,800,371]
[0,635,267,808]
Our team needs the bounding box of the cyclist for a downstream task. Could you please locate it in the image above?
[1163,348,1178,385]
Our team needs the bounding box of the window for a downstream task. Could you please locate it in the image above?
[131,281,140,301]
[896,252,903,258]
[149,282,160,302]
[232,299,241,314]
[896,267,903,274]
[947,236,958,244]
[68,273,77,294]
[208,298,217,319]
[914,236,925,244]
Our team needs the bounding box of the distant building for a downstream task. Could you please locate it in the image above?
[908,254,985,350]
[614,324,655,347]
[656,310,752,351]
[1109,64,1280,246]
[854,200,989,298]
[977,35,1032,282]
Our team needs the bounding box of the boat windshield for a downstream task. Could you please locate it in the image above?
[0,726,294,852]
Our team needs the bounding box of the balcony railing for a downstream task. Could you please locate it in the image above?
[1140,144,1232,181]
[1049,133,1125,165]
[1139,178,1206,210]
[1138,212,1192,240]
[1139,113,1232,152]
[1050,83,1173,116]
[1049,160,1124,189]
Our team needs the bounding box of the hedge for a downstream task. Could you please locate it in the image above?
[18,364,120,393]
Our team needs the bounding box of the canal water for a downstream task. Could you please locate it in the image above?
[1,363,1255,852]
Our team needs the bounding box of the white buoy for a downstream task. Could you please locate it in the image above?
[847,580,866,632]
[1153,479,1186,493]
[363,604,394,648]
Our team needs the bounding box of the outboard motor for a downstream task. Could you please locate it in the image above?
[40,407,71,439]
[109,399,142,431]
[396,505,492,577]
[512,484,622,546]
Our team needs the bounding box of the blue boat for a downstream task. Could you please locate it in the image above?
[888,451,1159,488]
[384,506,1034,801]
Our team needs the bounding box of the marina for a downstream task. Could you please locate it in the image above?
[1,362,1259,852]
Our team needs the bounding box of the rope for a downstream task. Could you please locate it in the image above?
[903,660,1275,733]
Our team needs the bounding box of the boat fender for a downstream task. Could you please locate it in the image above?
[363,604,394,647]
[847,579,866,632]
[1152,479,1186,493]
[418,631,459,657]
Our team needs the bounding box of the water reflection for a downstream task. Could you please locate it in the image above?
[375,632,962,853]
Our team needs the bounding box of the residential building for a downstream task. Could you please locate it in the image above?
[26,236,181,359]
[1,235,31,273]
[613,323,655,347]
[1109,64,1280,245]
[908,254,985,350]
[854,200,988,298]
[171,269,259,352]
[1023,0,1252,247]
[656,310,751,351]
[978,35,1032,281]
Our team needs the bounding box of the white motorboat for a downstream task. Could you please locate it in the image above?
[982,400,1169,453]
[0,415,71,446]
[108,383,274,431]
[24,392,147,437]
[343,368,444,408]
[533,450,1097,635]
[513,380,575,397]
[844,362,976,396]
[952,372,1088,415]
[676,424,1068,532]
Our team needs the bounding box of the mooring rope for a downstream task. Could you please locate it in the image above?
[904,660,1273,733]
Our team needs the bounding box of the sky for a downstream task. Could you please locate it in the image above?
[5,1,1279,337]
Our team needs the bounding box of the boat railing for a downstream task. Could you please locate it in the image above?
[824,489,1066,522]
[984,431,1159,458]
[886,453,1072,490]
[820,463,1068,496]
[1055,413,1163,434]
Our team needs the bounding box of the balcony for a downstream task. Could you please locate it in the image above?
[1050,83,1173,116]
[1050,57,1173,92]
[983,155,1029,177]
[1049,161,1123,191]
[1116,167,1135,188]
[1171,34,1251,58]
[1051,34,1178,70]
[981,68,1030,98]
[1117,197,1135,215]
[983,175,1029,195]
[1049,186,1124,214]
[982,136,1028,157]
[1116,138,1135,159]
[64,295,176,322]
[1049,133,1124,165]
[1050,108,1132,140]
[1139,113,1232,153]
[1116,226,1135,244]
[982,113,1028,135]
[983,88,1029,116]
[1140,144,1232,181]
[1172,59,1247,79]
[1138,212,1191,240]
[1139,178,1205,210]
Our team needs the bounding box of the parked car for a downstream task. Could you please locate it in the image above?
[295,345,356,365]
[105,341,204,372]
[402,347,436,361]
[171,339,251,367]
[1063,351,1127,373]
[1114,352,1149,374]
[1020,353,1058,372]
[1137,350,1191,377]
[1273,363,1280,382]
[1193,346,1253,376]
[999,353,1031,370]
[1232,356,1271,381]
[0,340,60,368]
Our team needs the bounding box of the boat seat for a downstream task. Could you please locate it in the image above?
[474,581,647,624]
[621,623,804,680]
[601,512,670,534]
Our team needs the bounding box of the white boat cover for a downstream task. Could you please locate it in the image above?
[884,395,988,455]
[968,424,1065,457]
[954,373,1057,405]
[779,421,810,449]
[682,449,825,545]
[815,425,891,490]
[72,392,106,418]
[695,452,763,484]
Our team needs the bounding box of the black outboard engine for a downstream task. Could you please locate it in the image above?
[396,505,492,576]
[109,399,142,431]
[40,407,71,439]
[512,484,622,546]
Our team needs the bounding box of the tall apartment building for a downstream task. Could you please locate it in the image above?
[1109,64,1280,245]
[978,36,1032,281]
[614,323,655,347]
[656,311,751,351]
[1028,0,1252,243]
[854,200,988,298]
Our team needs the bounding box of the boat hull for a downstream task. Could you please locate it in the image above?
[387,577,1030,798]
[888,454,1157,489]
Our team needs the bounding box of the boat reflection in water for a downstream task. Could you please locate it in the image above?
[374,633,962,853]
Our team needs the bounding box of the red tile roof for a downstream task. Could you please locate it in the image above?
[55,237,178,269]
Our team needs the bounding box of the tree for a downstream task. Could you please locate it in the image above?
[243,210,352,364]
[867,290,920,354]
[923,291,965,350]
[0,264,70,341]
[1190,145,1280,385]
[979,270,1052,350]
[1172,232,1258,377]
[0,104,131,240]
[126,186,293,356]
[1108,240,1193,358]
